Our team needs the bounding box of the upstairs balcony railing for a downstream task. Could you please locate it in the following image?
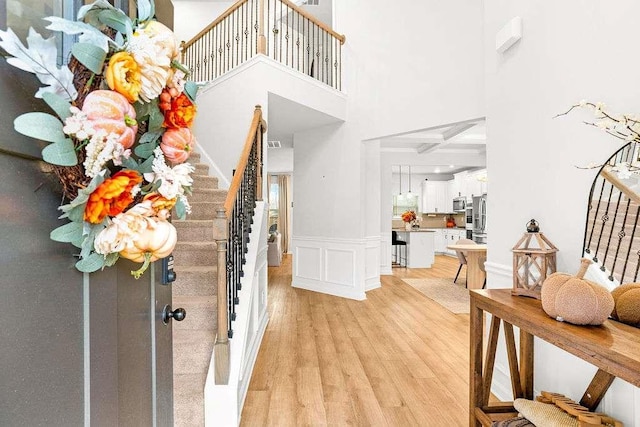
[181,0,346,90]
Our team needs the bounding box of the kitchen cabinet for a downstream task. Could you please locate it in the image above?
[431,229,445,253]
[394,230,435,268]
[421,181,450,213]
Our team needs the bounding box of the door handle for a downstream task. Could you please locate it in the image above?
[162,304,186,324]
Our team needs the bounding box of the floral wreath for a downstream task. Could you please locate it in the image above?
[0,0,197,278]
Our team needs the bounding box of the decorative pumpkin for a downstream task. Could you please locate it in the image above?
[610,283,640,327]
[82,90,138,149]
[540,258,614,325]
[160,128,195,164]
[120,220,177,278]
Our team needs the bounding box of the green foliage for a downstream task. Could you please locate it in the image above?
[72,43,107,74]
[42,139,78,166]
[75,252,106,273]
[42,92,72,121]
[134,142,158,159]
[14,112,65,143]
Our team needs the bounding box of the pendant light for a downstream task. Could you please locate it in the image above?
[406,165,413,199]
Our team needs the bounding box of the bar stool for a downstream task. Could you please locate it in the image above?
[392,231,407,268]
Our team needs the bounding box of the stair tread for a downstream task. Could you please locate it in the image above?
[173,295,215,305]
[173,265,217,272]
[175,241,216,248]
[174,219,215,225]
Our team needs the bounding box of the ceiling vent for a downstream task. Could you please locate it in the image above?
[307,0,319,5]
[267,140,281,148]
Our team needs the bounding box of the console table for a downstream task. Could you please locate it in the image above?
[469,289,640,427]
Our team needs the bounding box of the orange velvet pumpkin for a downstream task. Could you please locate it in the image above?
[540,258,614,325]
[611,283,640,327]
[82,90,138,149]
[160,128,195,164]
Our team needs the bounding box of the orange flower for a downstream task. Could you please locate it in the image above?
[401,210,416,223]
[163,93,196,129]
[84,170,142,224]
[143,192,177,218]
[105,52,142,103]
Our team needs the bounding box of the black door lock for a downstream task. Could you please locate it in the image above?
[161,254,176,285]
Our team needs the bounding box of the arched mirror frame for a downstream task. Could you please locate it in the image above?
[582,141,640,290]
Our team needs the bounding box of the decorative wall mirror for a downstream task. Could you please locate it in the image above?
[583,141,640,289]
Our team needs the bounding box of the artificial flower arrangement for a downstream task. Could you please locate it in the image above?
[401,210,417,223]
[0,0,198,278]
[558,101,640,179]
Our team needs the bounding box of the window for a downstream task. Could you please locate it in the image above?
[268,175,279,232]
[393,194,418,217]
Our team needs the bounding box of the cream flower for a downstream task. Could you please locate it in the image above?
[126,21,179,103]
[63,106,95,141]
[83,129,132,178]
[94,201,157,255]
[144,147,194,199]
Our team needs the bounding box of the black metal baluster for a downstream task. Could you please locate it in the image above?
[601,190,623,272]
[585,176,608,259]
[621,205,640,283]
[592,181,615,263]
[609,199,631,281]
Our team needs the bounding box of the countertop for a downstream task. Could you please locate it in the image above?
[392,227,466,232]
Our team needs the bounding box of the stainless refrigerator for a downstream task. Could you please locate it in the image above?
[472,194,487,244]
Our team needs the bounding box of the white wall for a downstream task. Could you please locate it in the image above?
[333,0,484,140]
[485,2,640,425]
[173,1,234,43]
[193,56,346,189]
[266,147,293,173]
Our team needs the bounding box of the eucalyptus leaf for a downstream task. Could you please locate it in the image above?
[134,142,157,159]
[64,204,87,223]
[137,155,155,174]
[121,157,140,170]
[139,131,163,145]
[80,222,106,259]
[50,221,83,243]
[76,252,106,273]
[184,81,198,103]
[14,112,65,143]
[72,43,107,75]
[78,0,116,24]
[42,139,78,166]
[134,100,152,120]
[104,252,119,267]
[148,104,164,132]
[174,198,187,220]
[137,0,154,22]
[98,9,133,37]
[71,233,85,249]
[42,92,72,121]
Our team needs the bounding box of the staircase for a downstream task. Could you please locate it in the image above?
[171,151,227,427]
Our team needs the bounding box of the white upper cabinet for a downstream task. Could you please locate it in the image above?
[421,181,450,213]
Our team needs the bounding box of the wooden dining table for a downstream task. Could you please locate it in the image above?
[446,243,487,289]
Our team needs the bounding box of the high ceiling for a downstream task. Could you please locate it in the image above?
[380,120,486,175]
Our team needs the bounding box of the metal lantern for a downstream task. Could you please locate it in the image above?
[512,220,558,299]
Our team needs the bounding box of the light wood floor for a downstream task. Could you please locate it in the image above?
[241,255,470,426]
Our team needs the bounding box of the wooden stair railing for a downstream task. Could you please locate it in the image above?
[213,105,266,384]
[181,0,346,90]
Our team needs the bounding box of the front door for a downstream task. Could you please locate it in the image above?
[0,1,174,424]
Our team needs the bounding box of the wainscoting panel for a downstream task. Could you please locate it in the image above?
[292,236,381,300]
[295,246,322,281]
[325,248,356,287]
[379,232,392,275]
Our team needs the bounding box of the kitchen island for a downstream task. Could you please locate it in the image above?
[393,229,435,268]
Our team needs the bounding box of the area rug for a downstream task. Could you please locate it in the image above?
[401,278,470,314]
